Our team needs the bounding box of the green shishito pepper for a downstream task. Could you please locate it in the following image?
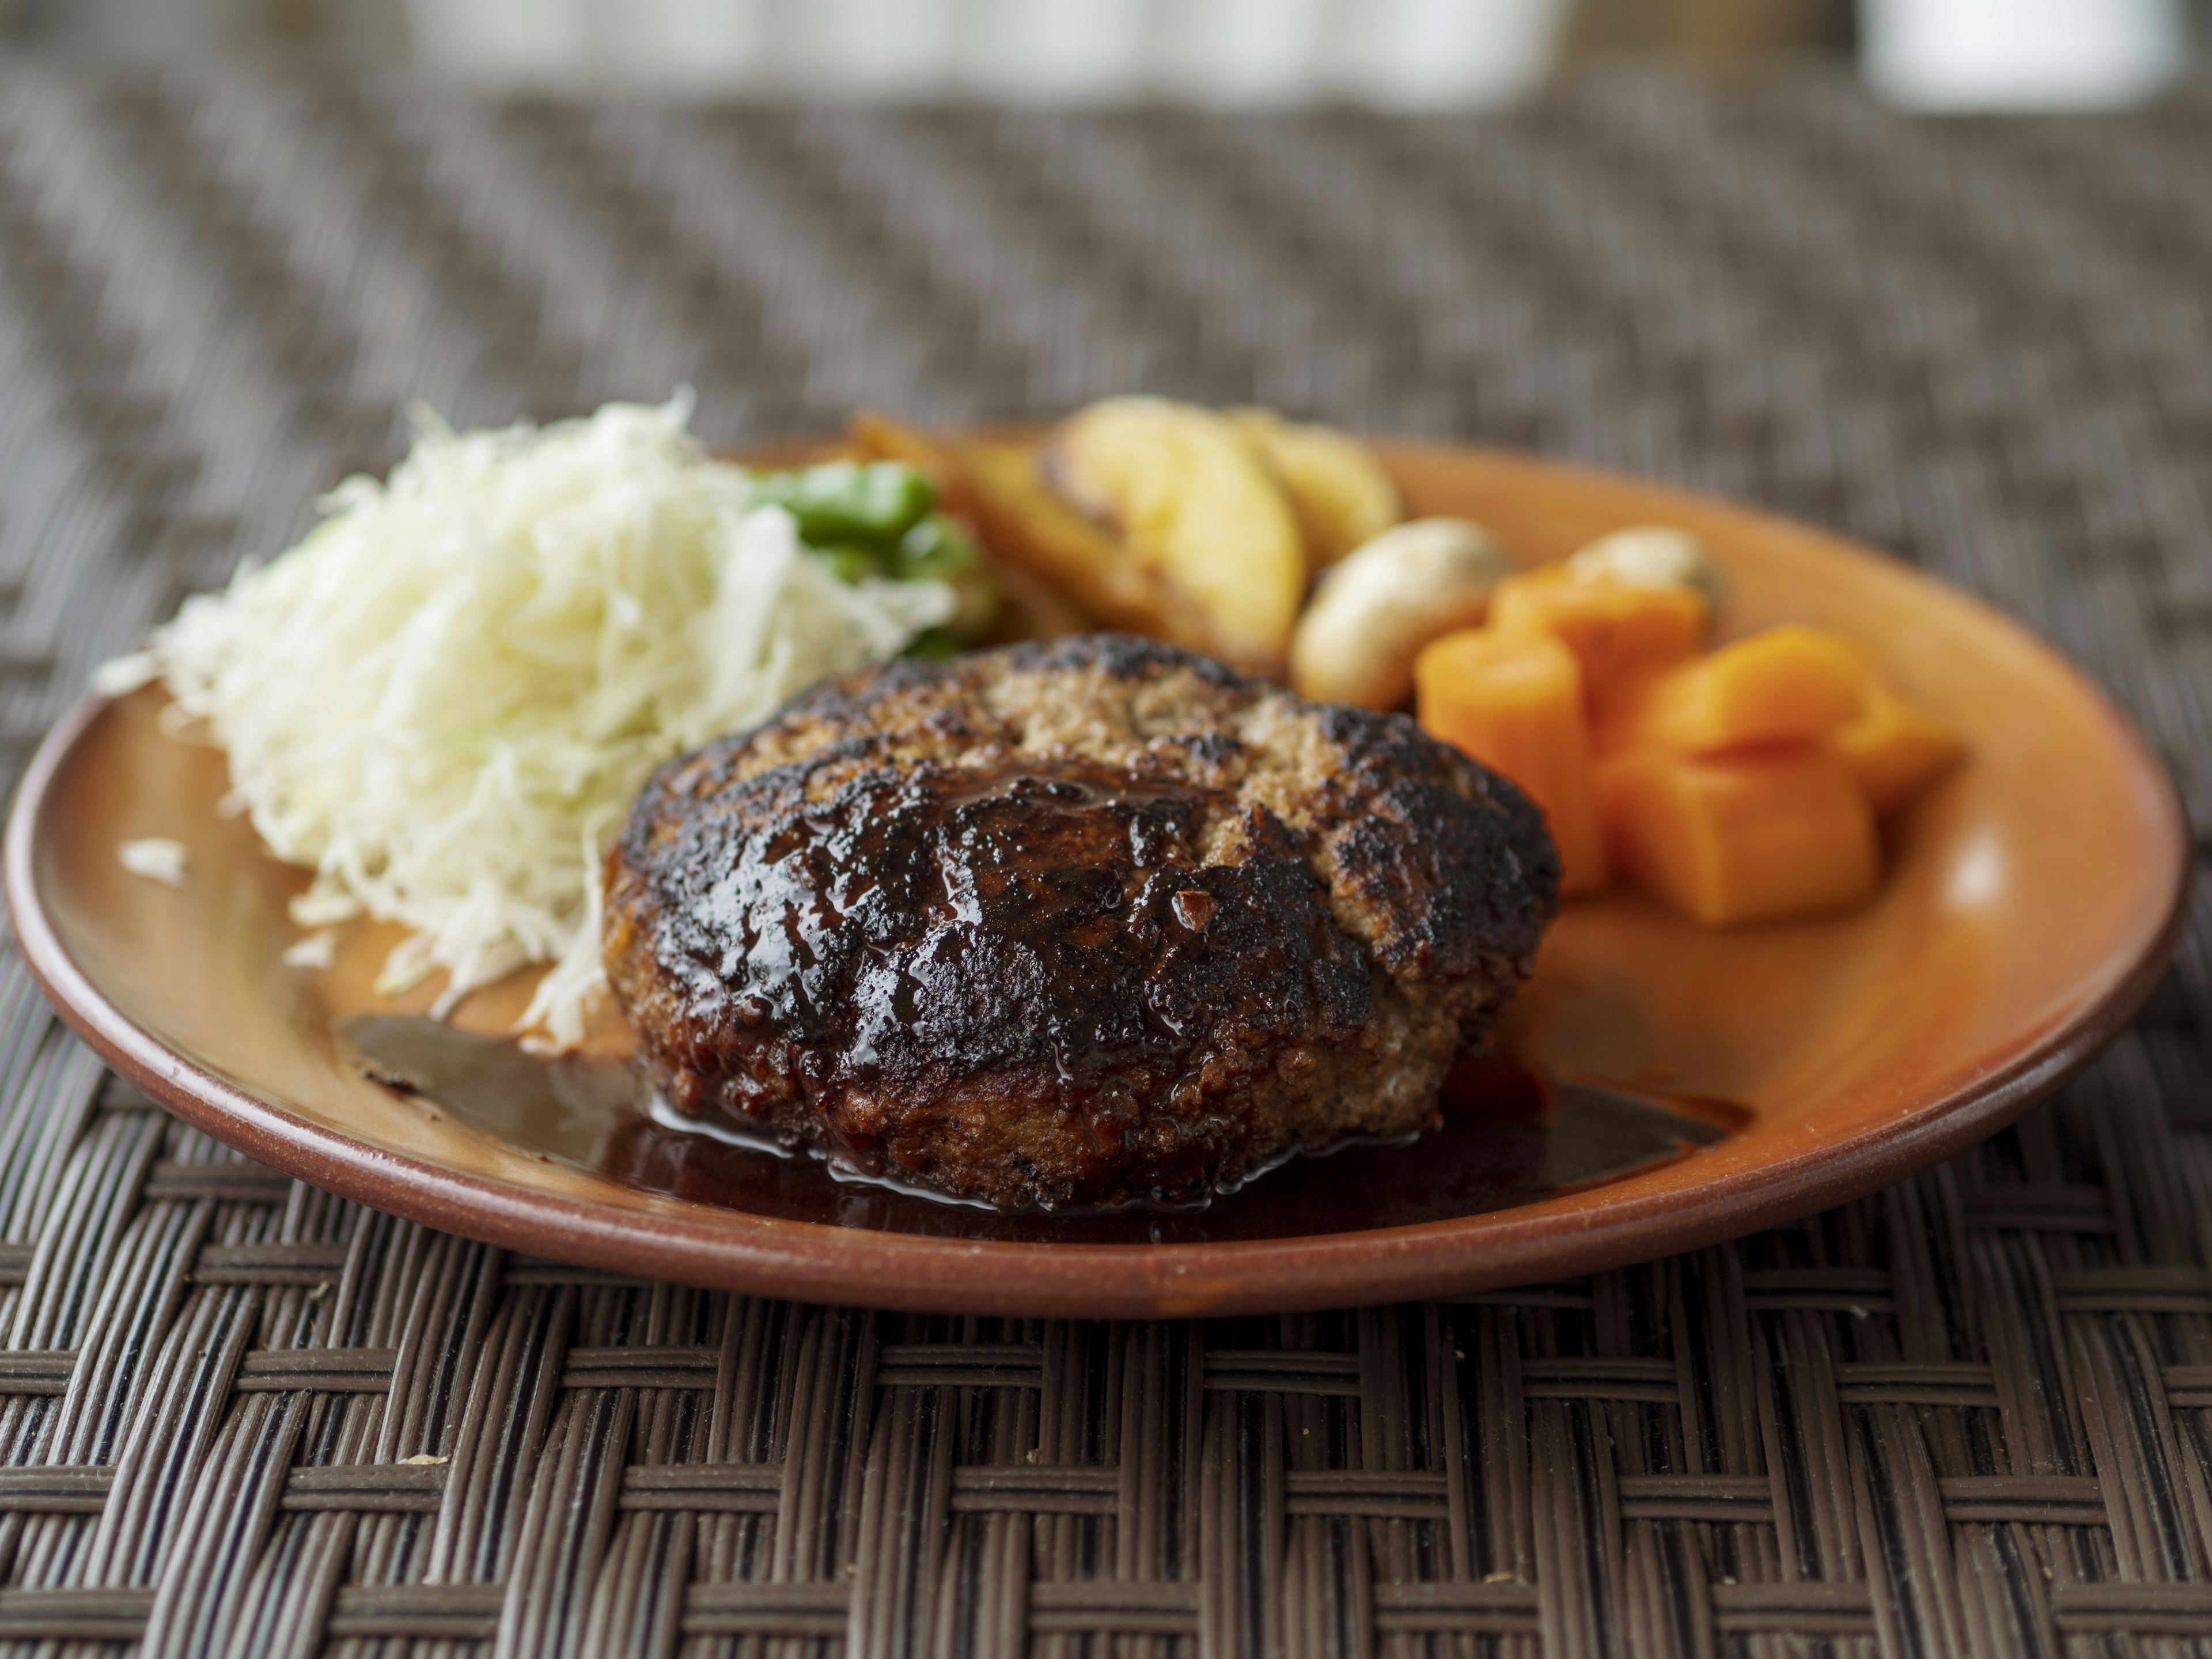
[750,461,934,544]
[810,542,890,585]
[895,516,1001,643]
[891,515,979,583]
[753,460,999,648]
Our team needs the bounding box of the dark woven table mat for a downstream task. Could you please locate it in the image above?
[1,60,2209,1655]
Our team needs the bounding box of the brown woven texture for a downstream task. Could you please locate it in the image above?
[1,60,2210,1655]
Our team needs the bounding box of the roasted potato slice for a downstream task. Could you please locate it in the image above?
[1229,407,1403,573]
[1046,397,1304,672]
[959,441,1180,639]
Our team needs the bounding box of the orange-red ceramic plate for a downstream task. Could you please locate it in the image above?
[5,443,2190,1317]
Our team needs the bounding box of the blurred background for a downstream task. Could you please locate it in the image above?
[3,0,2207,113]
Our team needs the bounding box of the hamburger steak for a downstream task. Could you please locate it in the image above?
[603,634,1559,1210]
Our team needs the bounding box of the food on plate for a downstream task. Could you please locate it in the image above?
[1488,564,1709,706]
[1412,628,1608,895]
[1568,525,1730,616]
[749,457,933,544]
[1834,681,1966,812]
[844,410,975,516]
[857,418,1172,641]
[1421,556,1960,926]
[1289,518,1512,710]
[83,377,1999,1226]
[282,931,340,969]
[1594,747,1879,927]
[99,398,971,1047]
[1228,406,1404,570]
[751,460,1001,648]
[843,414,1092,643]
[967,438,1179,627]
[1594,626,1869,755]
[603,633,1559,1210]
[117,837,189,888]
[851,404,1962,934]
[853,399,1406,678]
[1043,397,1306,673]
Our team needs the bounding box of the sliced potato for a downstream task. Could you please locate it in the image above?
[1047,397,1305,672]
[1230,407,1403,573]
[960,440,1181,642]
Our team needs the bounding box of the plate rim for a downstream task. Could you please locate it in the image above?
[5,442,2193,1319]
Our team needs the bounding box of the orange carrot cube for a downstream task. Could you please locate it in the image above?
[1487,567,1707,705]
[1596,624,1869,756]
[1415,628,1608,896]
[1595,745,1879,926]
[1832,681,1964,813]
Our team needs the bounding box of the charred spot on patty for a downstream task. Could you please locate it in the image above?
[604,633,1558,1210]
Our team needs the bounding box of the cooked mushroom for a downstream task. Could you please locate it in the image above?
[1566,525,1729,620]
[1289,518,1513,710]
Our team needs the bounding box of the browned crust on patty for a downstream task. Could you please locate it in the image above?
[604,633,1559,1209]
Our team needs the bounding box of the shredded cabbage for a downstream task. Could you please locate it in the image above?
[113,396,952,1047]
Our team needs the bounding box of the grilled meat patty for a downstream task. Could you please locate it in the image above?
[603,634,1559,1210]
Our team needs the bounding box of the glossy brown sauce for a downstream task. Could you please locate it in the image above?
[343,1016,1744,1244]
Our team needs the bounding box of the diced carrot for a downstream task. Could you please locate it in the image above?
[1487,567,1707,705]
[1414,628,1608,896]
[1596,624,1869,756]
[1832,681,1964,813]
[1594,746,1880,927]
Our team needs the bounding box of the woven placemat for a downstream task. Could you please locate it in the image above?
[0,60,2208,1655]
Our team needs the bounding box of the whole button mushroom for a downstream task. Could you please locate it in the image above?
[1567,525,1730,620]
[1289,518,1514,710]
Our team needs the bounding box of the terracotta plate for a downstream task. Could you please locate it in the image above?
[4,444,2190,1317]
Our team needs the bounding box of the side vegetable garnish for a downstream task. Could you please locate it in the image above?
[851,398,1409,678]
[1567,525,1730,616]
[1418,532,1962,926]
[1044,397,1306,673]
[1293,519,1513,712]
[1415,629,1609,896]
[847,399,1960,932]
[747,460,1001,654]
[1226,406,1404,572]
[117,838,190,888]
[1487,564,1709,706]
[1594,747,1878,928]
[1593,626,1869,755]
[1833,681,1967,813]
[98,397,965,1047]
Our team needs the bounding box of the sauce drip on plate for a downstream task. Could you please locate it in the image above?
[343,1016,1744,1245]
